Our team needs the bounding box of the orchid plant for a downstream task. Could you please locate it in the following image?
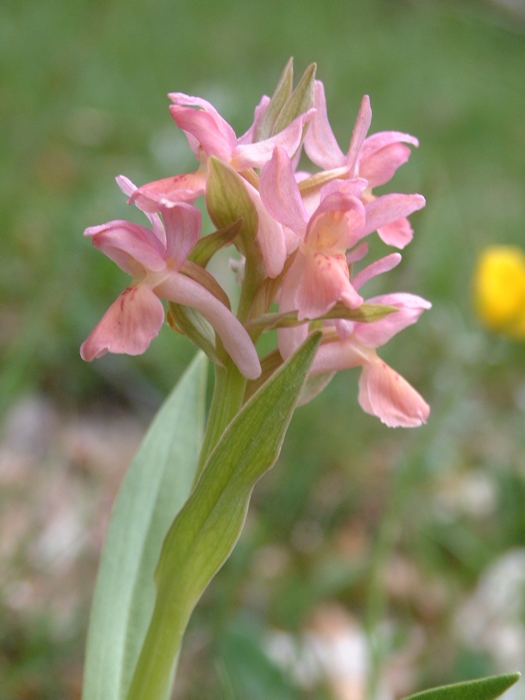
[80,61,519,700]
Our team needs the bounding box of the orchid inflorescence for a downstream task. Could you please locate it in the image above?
[81,60,430,428]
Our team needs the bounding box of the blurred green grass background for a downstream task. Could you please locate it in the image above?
[1,0,525,698]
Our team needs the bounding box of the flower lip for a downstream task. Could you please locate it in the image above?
[359,359,430,428]
[80,284,166,361]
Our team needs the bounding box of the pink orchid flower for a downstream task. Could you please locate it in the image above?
[304,81,421,249]
[260,147,367,320]
[130,93,315,212]
[80,182,261,381]
[278,245,431,427]
[129,94,313,279]
[309,292,431,427]
[260,147,425,320]
[297,291,431,427]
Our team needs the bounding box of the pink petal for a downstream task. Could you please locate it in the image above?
[169,105,236,162]
[312,189,366,223]
[377,217,414,248]
[346,95,372,177]
[243,180,287,278]
[301,188,322,218]
[80,285,165,361]
[351,253,402,290]
[334,318,355,339]
[300,172,365,219]
[115,174,137,198]
[320,177,368,201]
[346,242,369,265]
[358,358,429,427]
[359,130,419,162]
[294,170,312,182]
[306,194,366,252]
[359,143,412,188]
[295,251,362,319]
[259,147,308,237]
[283,225,300,254]
[168,93,236,141]
[353,292,431,347]
[277,256,310,359]
[362,193,426,243]
[304,81,346,170]
[154,273,261,380]
[116,175,166,244]
[232,108,316,170]
[161,203,202,269]
[168,92,226,115]
[370,291,431,311]
[309,336,370,375]
[130,171,207,212]
[278,323,309,363]
[85,220,166,273]
[168,92,237,155]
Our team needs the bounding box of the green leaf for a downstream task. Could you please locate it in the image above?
[246,302,398,331]
[188,219,244,267]
[273,62,316,136]
[254,57,294,142]
[403,674,521,700]
[206,157,259,258]
[125,332,322,700]
[323,301,399,323]
[81,353,208,700]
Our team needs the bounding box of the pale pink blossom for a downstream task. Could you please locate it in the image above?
[130,93,315,212]
[81,73,430,428]
[308,293,430,427]
[359,356,430,427]
[128,95,312,278]
[304,82,422,248]
[309,338,430,428]
[260,147,367,320]
[260,147,425,322]
[277,239,431,427]
[80,187,261,380]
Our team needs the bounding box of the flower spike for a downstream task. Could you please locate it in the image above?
[82,65,430,428]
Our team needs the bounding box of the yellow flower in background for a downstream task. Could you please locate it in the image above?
[474,245,525,339]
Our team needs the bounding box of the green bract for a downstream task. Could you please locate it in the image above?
[206,157,259,259]
[273,62,316,136]
[254,57,294,142]
[187,219,244,268]
[247,302,399,331]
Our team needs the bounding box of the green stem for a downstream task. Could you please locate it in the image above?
[194,358,247,483]
[193,255,264,482]
[125,588,192,700]
[236,256,265,325]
